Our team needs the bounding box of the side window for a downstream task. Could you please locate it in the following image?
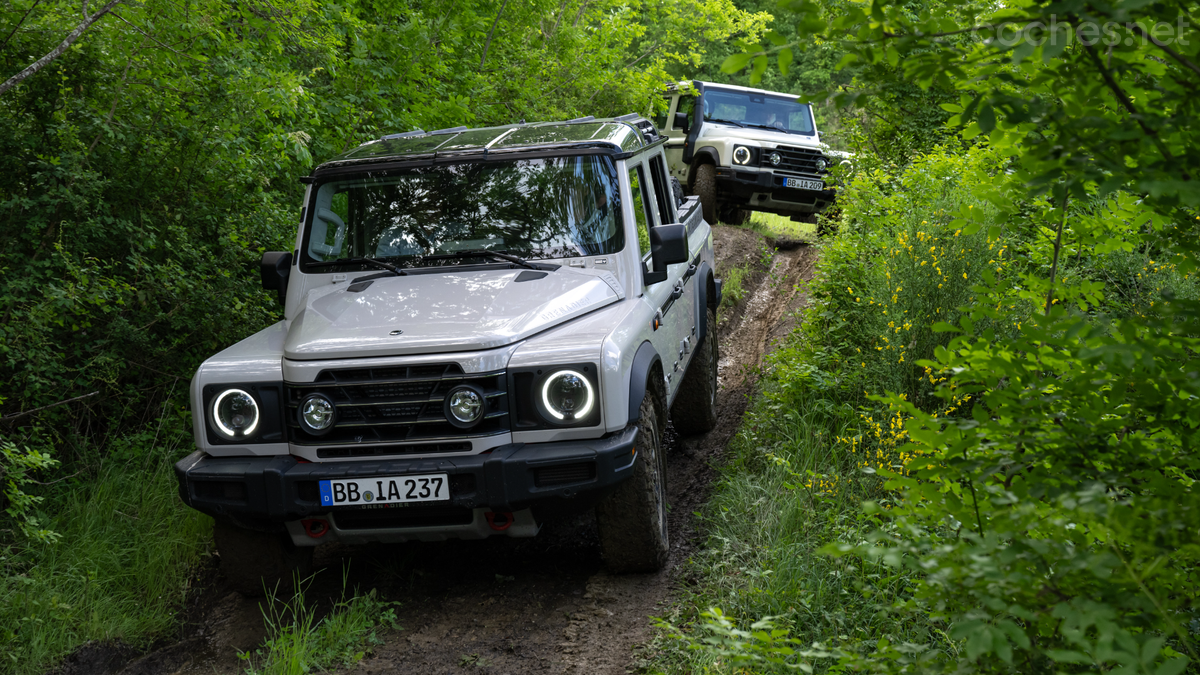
[628,165,655,258]
[649,156,675,224]
[651,96,670,131]
[673,96,695,130]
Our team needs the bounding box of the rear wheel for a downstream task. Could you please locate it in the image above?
[671,307,719,434]
[694,163,718,225]
[596,391,668,573]
[213,521,313,596]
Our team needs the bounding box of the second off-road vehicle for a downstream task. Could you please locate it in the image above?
[653,81,837,225]
[173,114,722,593]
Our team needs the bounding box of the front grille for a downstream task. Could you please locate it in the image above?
[286,364,509,446]
[332,505,475,530]
[316,442,471,458]
[769,145,826,176]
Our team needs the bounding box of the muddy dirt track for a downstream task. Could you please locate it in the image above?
[55,228,819,675]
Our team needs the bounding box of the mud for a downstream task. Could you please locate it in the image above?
[56,228,819,675]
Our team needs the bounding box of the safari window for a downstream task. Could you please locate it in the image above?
[628,165,653,259]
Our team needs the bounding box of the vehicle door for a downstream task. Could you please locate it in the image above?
[647,152,700,379]
[662,94,695,185]
[627,160,691,400]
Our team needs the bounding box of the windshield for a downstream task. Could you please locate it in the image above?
[701,89,815,135]
[302,155,625,269]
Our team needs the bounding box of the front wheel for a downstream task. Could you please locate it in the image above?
[694,163,718,225]
[596,390,668,573]
[213,521,313,596]
[671,307,719,434]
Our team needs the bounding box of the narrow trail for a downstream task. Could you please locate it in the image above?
[57,228,819,675]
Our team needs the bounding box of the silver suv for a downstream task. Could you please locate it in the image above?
[654,81,836,225]
[174,115,722,593]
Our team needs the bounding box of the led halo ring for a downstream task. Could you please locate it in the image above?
[298,393,337,435]
[732,146,752,165]
[540,369,595,422]
[444,385,485,428]
[211,388,260,440]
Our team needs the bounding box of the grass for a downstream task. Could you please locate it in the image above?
[241,573,399,675]
[745,212,817,240]
[0,453,211,674]
[720,265,750,309]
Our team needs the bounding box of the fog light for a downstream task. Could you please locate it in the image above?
[445,386,484,427]
[298,393,336,435]
[769,152,781,166]
[815,158,828,171]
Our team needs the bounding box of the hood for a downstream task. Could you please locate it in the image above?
[699,125,821,148]
[284,268,621,360]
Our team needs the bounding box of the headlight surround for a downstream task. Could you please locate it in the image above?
[211,388,261,440]
[732,145,753,165]
[444,385,485,428]
[298,393,337,435]
[540,370,595,422]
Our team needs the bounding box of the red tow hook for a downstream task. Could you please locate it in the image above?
[301,518,330,538]
[485,511,514,531]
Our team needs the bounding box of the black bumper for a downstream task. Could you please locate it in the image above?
[174,426,639,528]
[714,167,836,210]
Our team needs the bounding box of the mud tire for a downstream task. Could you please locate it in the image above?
[213,521,313,596]
[694,163,718,225]
[671,307,719,434]
[596,391,668,573]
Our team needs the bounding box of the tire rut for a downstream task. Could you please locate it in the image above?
[60,235,819,675]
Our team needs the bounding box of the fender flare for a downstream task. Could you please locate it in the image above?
[627,341,662,425]
[695,262,714,346]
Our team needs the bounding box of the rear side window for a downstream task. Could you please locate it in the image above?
[628,165,654,258]
[649,156,675,224]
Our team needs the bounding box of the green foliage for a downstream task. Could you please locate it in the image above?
[720,264,751,308]
[0,441,59,544]
[0,454,210,674]
[241,581,399,675]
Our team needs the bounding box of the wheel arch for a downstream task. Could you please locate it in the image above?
[627,341,665,427]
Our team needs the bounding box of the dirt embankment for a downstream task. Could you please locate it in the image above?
[53,228,819,675]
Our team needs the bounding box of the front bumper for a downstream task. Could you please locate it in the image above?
[715,167,836,215]
[174,425,639,540]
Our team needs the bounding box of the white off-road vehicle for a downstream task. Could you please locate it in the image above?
[174,115,722,593]
[653,81,836,225]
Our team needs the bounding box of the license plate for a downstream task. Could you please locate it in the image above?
[784,177,824,191]
[318,474,448,507]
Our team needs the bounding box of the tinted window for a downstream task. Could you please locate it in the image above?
[701,89,815,135]
[628,166,653,258]
[303,155,624,269]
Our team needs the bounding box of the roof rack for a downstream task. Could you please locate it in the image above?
[564,115,596,124]
[429,125,469,136]
[380,129,426,140]
[613,112,641,122]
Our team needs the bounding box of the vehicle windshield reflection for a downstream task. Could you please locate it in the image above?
[304,156,625,270]
[701,89,815,135]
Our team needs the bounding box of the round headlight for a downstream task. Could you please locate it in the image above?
[298,393,336,435]
[769,152,782,166]
[815,158,828,171]
[541,370,595,422]
[212,389,260,440]
[446,387,484,426]
[732,146,751,165]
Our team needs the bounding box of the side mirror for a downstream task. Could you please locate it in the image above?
[261,251,292,305]
[673,112,690,134]
[644,224,688,285]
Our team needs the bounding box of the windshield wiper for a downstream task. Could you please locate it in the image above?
[306,257,407,276]
[418,250,552,271]
[706,117,746,128]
